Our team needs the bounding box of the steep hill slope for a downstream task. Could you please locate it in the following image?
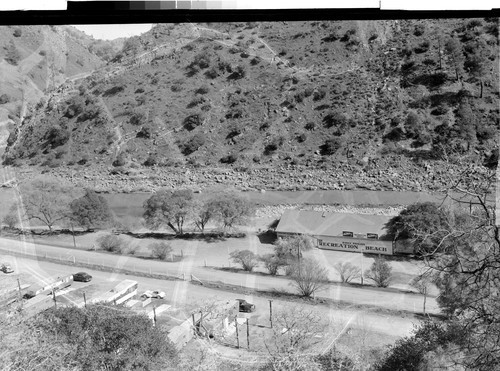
[0,25,105,121]
[2,19,499,192]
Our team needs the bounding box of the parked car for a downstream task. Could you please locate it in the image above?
[236,299,255,313]
[141,290,166,299]
[1,263,13,274]
[73,272,92,282]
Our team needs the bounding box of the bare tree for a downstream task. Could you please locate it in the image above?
[288,257,329,297]
[364,256,393,288]
[17,176,78,233]
[230,250,259,272]
[263,306,326,371]
[334,262,361,283]
[410,271,433,316]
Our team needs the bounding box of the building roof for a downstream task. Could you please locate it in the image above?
[275,210,391,237]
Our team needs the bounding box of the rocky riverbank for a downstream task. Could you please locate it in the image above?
[7,156,482,194]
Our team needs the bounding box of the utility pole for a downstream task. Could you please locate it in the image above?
[70,222,77,249]
[269,300,273,328]
[235,317,240,348]
[53,289,57,309]
[153,306,157,326]
[83,292,87,308]
[17,278,23,306]
[246,318,250,349]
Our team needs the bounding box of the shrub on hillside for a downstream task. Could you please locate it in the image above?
[0,94,10,104]
[5,42,21,66]
[183,114,203,131]
[180,133,205,155]
[220,154,238,164]
[321,138,342,155]
[313,89,326,101]
[414,24,426,36]
[150,242,173,261]
[44,125,69,148]
[13,28,22,37]
[129,108,147,125]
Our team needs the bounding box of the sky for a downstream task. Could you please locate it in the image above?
[72,24,154,41]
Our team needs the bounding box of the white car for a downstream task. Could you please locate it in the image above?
[141,290,166,299]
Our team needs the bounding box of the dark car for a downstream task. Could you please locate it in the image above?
[236,299,255,313]
[73,272,92,282]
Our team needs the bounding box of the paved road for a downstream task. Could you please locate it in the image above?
[0,237,440,315]
[6,256,418,340]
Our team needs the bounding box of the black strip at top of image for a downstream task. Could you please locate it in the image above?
[0,3,498,25]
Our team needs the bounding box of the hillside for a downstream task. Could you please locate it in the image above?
[2,19,499,192]
[0,25,105,122]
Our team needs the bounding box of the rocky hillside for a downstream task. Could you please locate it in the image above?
[2,19,499,192]
[0,25,105,121]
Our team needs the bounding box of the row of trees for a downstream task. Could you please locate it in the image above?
[142,189,253,234]
[3,177,114,233]
[2,177,254,236]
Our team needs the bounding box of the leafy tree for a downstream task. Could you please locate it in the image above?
[384,202,450,255]
[230,249,258,271]
[121,36,142,55]
[454,101,478,151]
[464,48,487,98]
[143,189,195,234]
[274,234,315,264]
[445,36,465,84]
[35,305,178,370]
[364,256,392,288]
[375,320,465,371]
[205,192,253,230]
[288,257,329,297]
[150,241,173,261]
[183,113,203,131]
[70,189,114,231]
[17,177,77,232]
[334,262,361,283]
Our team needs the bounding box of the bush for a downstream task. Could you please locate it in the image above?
[321,138,342,155]
[220,154,238,164]
[44,125,69,148]
[183,114,203,131]
[150,242,173,260]
[414,40,430,54]
[5,42,21,66]
[230,250,258,271]
[195,85,210,95]
[0,94,10,104]
[364,256,392,287]
[129,108,147,126]
[180,133,205,155]
[260,254,282,275]
[13,28,22,37]
[204,67,218,79]
[414,24,425,36]
[96,233,125,253]
[313,89,327,101]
